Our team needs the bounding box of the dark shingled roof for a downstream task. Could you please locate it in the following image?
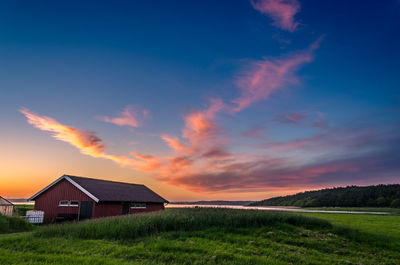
[67,175,169,203]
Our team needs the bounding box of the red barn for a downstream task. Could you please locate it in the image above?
[29,175,169,223]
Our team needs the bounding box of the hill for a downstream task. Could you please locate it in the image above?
[250,184,400,208]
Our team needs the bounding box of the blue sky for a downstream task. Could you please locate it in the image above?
[0,0,399,200]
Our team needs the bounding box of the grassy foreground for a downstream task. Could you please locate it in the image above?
[0,208,399,264]
[300,212,400,241]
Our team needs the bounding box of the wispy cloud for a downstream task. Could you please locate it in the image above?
[232,37,324,113]
[232,52,312,112]
[251,0,301,32]
[242,125,265,138]
[182,98,226,144]
[161,135,185,152]
[283,113,305,122]
[98,105,148,128]
[20,108,155,171]
[20,108,105,157]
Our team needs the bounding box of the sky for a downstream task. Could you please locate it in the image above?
[0,0,399,201]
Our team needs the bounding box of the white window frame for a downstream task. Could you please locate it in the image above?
[130,203,146,209]
[69,201,79,207]
[59,200,69,207]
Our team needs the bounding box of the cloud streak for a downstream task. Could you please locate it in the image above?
[20,108,105,157]
[20,108,156,171]
[232,52,312,112]
[232,37,324,112]
[99,105,148,128]
[251,0,301,32]
[283,113,305,122]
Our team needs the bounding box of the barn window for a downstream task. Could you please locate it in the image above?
[130,203,146,209]
[70,201,79,207]
[59,200,69,206]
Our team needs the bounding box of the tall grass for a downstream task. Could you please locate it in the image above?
[0,214,34,234]
[35,208,331,240]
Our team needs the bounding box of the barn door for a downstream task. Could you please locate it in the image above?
[122,203,130,215]
[79,201,93,221]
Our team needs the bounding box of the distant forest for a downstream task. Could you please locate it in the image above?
[250,184,400,208]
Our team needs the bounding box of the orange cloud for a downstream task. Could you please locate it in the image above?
[99,105,148,128]
[161,135,185,152]
[20,108,155,172]
[20,108,105,158]
[251,0,301,32]
[154,99,233,181]
[183,98,225,142]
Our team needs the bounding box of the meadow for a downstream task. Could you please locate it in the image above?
[0,208,399,264]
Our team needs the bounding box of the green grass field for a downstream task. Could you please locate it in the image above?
[0,208,399,264]
[299,212,400,241]
[303,207,400,214]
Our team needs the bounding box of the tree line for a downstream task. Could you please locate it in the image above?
[250,184,400,208]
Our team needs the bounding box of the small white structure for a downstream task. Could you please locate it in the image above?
[0,196,14,216]
[26,210,44,224]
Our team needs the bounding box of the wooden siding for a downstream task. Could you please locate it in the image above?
[34,179,94,223]
[94,202,123,218]
[94,202,164,217]
[0,205,13,216]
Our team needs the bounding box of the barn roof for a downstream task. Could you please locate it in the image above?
[29,175,169,203]
[0,196,13,206]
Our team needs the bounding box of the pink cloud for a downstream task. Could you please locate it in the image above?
[232,37,323,113]
[251,0,301,32]
[99,105,148,128]
[260,134,326,152]
[182,98,226,142]
[161,135,185,152]
[284,113,305,122]
[232,52,312,112]
[242,125,265,138]
[201,146,231,158]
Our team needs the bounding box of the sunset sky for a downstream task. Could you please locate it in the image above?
[1,0,399,201]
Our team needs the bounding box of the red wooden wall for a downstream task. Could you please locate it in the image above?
[93,203,164,218]
[34,179,93,223]
[94,202,122,218]
[129,203,164,214]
